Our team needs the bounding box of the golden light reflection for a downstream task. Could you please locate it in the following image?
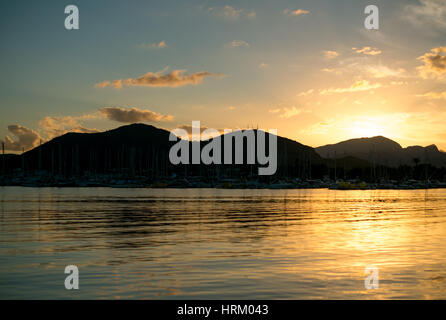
[267,189,446,299]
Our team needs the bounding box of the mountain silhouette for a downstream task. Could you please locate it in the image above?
[2,125,446,185]
[1,123,324,179]
[316,136,446,168]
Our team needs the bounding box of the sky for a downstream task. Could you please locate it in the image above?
[0,0,445,152]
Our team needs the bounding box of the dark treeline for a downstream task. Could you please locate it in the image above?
[1,123,446,183]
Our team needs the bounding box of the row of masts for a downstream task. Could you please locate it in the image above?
[2,141,316,180]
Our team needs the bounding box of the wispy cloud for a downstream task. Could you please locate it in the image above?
[320,80,382,95]
[323,50,339,59]
[298,89,314,97]
[95,68,224,89]
[417,47,446,79]
[269,107,305,119]
[366,65,406,78]
[229,40,250,48]
[416,91,446,99]
[321,60,406,79]
[280,107,304,119]
[208,5,255,20]
[283,9,310,16]
[139,40,167,50]
[99,107,173,123]
[404,0,446,31]
[321,68,342,75]
[353,46,382,56]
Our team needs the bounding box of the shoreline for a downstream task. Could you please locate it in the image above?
[1,182,446,191]
[2,174,446,190]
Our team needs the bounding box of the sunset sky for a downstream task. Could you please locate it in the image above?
[1,0,445,152]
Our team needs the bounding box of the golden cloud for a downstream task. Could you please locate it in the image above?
[269,107,306,119]
[417,47,446,79]
[95,69,223,89]
[284,9,310,16]
[39,115,100,139]
[366,65,406,78]
[320,80,382,95]
[1,125,42,152]
[416,91,446,99]
[99,107,173,123]
[323,50,339,59]
[139,40,167,49]
[353,46,382,56]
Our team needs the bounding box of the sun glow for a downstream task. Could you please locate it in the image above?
[350,120,387,138]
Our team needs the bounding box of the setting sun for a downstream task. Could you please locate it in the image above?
[350,119,387,138]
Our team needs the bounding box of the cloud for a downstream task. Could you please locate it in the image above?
[279,107,304,119]
[301,119,335,135]
[247,11,256,18]
[321,59,407,79]
[221,5,242,18]
[1,125,42,152]
[208,5,255,20]
[99,107,173,123]
[177,124,209,134]
[416,91,446,99]
[417,47,446,79]
[229,40,250,48]
[269,107,305,119]
[95,69,223,89]
[298,89,314,97]
[366,65,406,78]
[95,80,123,89]
[353,46,382,56]
[175,124,225,140]
[321,68,342,75]
[404,0,446,31]
[139,40,167,49]
[390,81,408,86]
[323,50,339,59]
[284,9,310,16]
[320,80,382,95]
[39,115,100,139]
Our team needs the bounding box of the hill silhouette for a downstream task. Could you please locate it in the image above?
[316,136,446,168]
[1,123,324,180]
[2,125,446,185]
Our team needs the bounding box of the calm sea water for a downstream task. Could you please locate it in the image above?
[1,187,446,299]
